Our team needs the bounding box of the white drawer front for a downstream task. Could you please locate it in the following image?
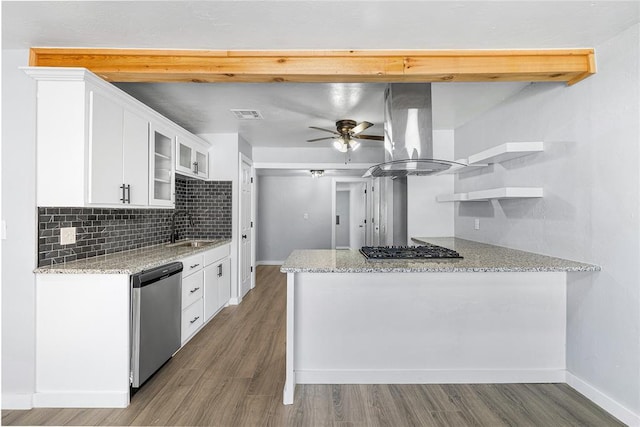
[181,253,204,278]
[182,270,203,309]
[181,299,203,344]
[204,244,231,266]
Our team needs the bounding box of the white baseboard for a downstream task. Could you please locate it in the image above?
[32,391,129,408]
[296,369,567,384]
[2,393,33,409]
[228,297,240,305]
[256,260,283,266]
[566,372,640,427]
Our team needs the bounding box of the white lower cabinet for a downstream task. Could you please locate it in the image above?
[204,244,231,322]
[179,243,231,346]
[204,264,220,320]
[179,253,204,345]
[182,270,204,309]
[181,298,204,343]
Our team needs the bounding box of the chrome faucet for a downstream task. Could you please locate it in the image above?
[170,210,194,243]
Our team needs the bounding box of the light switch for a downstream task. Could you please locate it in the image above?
[474,218,480,230]
[303,213,309,220]
[60,227,77,245]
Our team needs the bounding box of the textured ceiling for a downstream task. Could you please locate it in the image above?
[4,1,638,148]
[4,1,638,50]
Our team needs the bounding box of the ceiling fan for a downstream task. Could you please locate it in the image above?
[307,119,384,153]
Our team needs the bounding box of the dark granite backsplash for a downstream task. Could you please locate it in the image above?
[38,177,232,266]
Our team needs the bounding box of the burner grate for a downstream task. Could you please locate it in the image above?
[360,244,462,260]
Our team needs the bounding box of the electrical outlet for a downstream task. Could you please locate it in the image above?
[474,218,480,230]
[60,227,76,245]
[303,213,309,220]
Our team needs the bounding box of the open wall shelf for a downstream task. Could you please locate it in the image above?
[436,142,544,202]
[468,142,544,165]
[439,142,544,175]
[437,187,544,202]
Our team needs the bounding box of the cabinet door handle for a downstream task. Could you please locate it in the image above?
[189,316,200,324]
[217,264,223,277]
[190,263,200,269]
[120,184,127,203]
[126,184,131,204]
[189,287,200,294]
[193,161,198,174]
[242,234,247,239]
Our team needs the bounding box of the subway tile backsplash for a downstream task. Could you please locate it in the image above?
[38,177,232,266]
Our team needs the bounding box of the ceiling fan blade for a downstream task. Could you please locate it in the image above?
[354,134,384,141]
[309,126,340,135]
[350,121,373,136]
[306,136,335,142]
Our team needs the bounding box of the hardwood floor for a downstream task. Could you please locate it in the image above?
[3,265,624,426]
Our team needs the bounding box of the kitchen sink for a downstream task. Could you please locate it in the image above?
[166,240,216,248]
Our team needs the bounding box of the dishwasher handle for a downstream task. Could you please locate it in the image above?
[132,262,183,288]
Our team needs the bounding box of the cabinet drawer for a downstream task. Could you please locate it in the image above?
[181,253,204,277]
[181,298,203,344]
[204,244,230,266]
[182,270,203,309]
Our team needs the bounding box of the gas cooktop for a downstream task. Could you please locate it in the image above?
[360,244,463,260]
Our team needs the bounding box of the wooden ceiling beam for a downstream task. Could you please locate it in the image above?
[29,48,596,85]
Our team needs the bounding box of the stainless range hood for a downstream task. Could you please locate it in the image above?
[364,83,462,178]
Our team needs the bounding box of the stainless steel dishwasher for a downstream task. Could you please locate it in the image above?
[131,261,183,388]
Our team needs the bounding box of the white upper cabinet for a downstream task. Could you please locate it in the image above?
[88,91,149,206]
[176,134,209,179]
[122,110,150,206]
[24,67,209,208]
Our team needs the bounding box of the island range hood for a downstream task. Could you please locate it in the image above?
[364,83,463,178]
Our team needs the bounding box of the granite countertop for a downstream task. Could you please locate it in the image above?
[280,237,600,273]
[34,239,232,275]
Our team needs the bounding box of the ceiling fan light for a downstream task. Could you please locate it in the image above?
[350,140,360,151]
[333,139,343,150]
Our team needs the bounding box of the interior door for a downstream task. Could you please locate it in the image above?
[371,178,381,246]
[353,183,367,248]
[239,158,253,298]
[335,191,350,248]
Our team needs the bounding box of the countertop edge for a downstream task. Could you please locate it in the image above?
[280,266,600,273]
[280,237,602,274]
[34,239,232,275]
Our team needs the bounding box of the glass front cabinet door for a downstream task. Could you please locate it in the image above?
[149,123,175,207]
[176,137,209,179]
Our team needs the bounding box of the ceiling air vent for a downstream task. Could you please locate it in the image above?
[230,109,263,120]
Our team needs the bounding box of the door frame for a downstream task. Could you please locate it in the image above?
[331,177,370,249]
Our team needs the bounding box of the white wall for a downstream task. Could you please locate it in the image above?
[257,175,332,262]
[253,145,383,165]
[407,129,455,240]
[1,49,37,408]
[454,25,640,422]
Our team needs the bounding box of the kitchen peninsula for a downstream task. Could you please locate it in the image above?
[280,238,599,404]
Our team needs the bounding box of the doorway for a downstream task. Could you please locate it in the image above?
[331,178,369,249]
